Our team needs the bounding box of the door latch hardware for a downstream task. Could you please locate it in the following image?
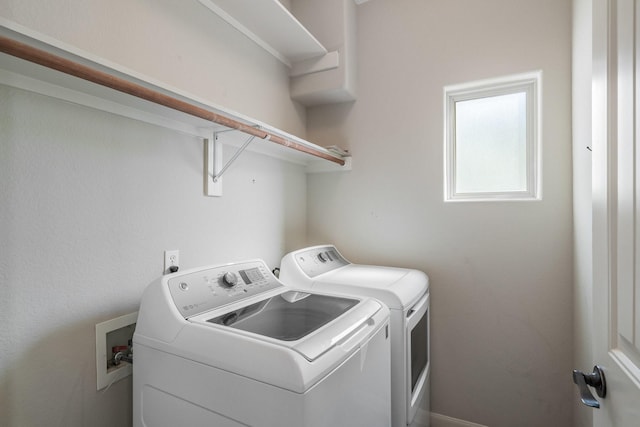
[572,365,606,408]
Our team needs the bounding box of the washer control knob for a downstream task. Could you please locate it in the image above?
[318,252,328,263]
[221,272,238,287]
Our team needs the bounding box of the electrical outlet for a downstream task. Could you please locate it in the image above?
[164,250,179,274]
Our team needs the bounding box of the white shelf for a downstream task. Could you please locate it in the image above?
[0,20,350,174]
[197,0,327,66]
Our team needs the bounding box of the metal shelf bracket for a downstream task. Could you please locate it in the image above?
[213,133,256,182]
[205,128,266,197]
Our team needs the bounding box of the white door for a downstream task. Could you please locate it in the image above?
[590,0,640,424]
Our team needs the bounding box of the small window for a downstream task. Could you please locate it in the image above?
[444,71,541,201]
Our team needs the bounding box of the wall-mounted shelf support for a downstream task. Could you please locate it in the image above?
[205,130,261,197]
[213,133,257,182]
[205,129,270,196]
[204,135,223,197]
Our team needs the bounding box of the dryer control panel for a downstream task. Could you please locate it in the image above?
[166,260,282,318]
[292,246,350,278]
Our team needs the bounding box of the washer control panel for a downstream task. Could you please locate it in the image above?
[167,260,281,318]
[293,246,350,278]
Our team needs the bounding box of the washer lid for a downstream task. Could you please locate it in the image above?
[314,264,429,310]
[200,290,383,361]
[207,292,355,340]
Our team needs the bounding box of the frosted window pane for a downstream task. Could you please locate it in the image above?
[455,92,527,193]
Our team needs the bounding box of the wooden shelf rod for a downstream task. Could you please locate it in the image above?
[0,34,345,166]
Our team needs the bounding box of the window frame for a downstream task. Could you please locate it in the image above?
[444,71,542,202]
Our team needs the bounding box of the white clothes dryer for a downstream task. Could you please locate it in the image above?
[133,259,391,427]
[280,245,430,427]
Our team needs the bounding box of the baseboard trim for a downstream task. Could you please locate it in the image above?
[429,412,488,427]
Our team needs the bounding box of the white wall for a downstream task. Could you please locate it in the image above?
[0,1,308,426]
[571,0,594,426]
[305,1,574,426]
[0,0,306,136]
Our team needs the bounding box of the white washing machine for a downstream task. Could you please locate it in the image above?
[133,259,391,427]
[280,245,430,427]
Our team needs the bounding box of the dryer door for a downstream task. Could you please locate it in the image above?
[406,292,430,423]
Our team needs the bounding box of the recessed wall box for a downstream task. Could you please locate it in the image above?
[95,312,138,390]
